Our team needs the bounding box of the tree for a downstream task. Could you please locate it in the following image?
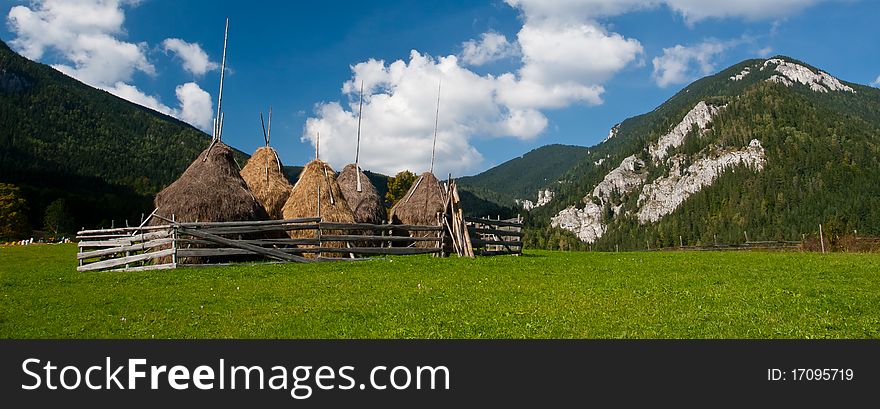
[385,170,417,207]
[0,183,30,241]
[44,198,74,238]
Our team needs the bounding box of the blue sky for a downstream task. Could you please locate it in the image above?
[2,0,878,177]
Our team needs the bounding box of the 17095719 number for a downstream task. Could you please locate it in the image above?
[767,368,854,381]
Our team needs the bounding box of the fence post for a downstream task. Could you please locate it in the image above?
[819,224,825,254]
[438,213,446,258]
[171,214,178,267]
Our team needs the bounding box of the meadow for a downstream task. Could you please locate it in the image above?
[1,244,878,338]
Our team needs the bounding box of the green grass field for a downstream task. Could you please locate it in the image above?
[1,244,879,338]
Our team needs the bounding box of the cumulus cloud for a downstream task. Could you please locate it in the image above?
[101,81,214,130]
[509,22,642,108]
[6,0,214,131]
[460,32,517,66]
[174,82,214,130]
[163,38,218,76]
[8,0,154,85]
[306,52,493,177]
[652,40,728,87]
[663,0,834,24]
[307,1,645,176]
[504,0,840,24]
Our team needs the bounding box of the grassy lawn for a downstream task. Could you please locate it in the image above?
[1,243,879,338]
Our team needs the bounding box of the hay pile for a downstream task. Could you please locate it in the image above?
[240,146,292,219]
[389,172,446,248]
[152,142,269,263]
[282,160,355,257]
[337,164,385,225]
[154,142,269,224]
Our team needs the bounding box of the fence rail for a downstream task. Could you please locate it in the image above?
[76,217,445,272]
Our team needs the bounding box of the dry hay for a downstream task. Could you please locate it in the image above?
[152,142,270,263]
[240,146,292,219]
[337,164,386,225]
[282,160,355,257]
[389,172,446,248]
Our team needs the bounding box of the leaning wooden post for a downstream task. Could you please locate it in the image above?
[819,224,825,254]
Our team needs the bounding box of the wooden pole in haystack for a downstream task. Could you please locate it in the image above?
[214,18,229,142]
[260,109,272,185]
[355,80,365,193]
[429,78,441,174]
[205,18,229,161]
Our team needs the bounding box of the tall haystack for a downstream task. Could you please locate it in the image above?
[240,146,291,219]
[389,172,446,247]
[337,164,385,224]
[282,160,355,257]
[154,142,269,224]
[152,142,270,264]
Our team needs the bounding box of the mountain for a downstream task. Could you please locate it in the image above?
[0,39,249,232]
[526,56,880,250]
[457,144,589,212]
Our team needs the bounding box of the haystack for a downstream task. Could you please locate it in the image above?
[281,160,355,257]
[240,146,292,219]
[389,172,446,247]
[154,142,269,223]
[152,142,270,263]
[337,164,385,224]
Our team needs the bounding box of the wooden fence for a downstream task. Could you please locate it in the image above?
[464,216,523,256]
[77,217,444,272]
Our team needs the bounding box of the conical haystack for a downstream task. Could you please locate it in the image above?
[337,164,385,225]
[389,172,446,248]
[240,146,292,219]
[154,142,269,223]
[282,160,355,257]
[152,142,270,263]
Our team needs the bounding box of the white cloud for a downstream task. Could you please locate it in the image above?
[503,0,655,23]
[175,82,214,130]
[306,1,646,176]
[163,38,218,76]
[510,22,642,107]
[101,81,214,130]
[871,75,880,87]
[756,46,774,58]
[8,0,153,86]
[103,82,173,114]
[460,32,517,66]
[305,52,497,177]
[664,0,833,23]
[652,40,728,87]
[504,0,840,24]
[6,0,214,131]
